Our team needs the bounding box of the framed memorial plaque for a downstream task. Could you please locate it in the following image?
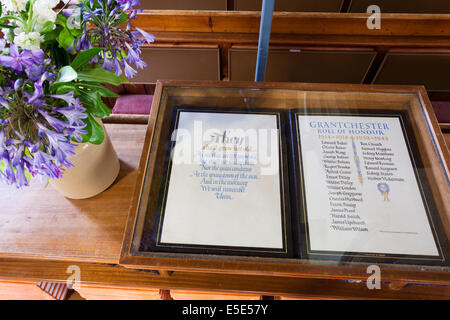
[292,110,447,265]
[121,81,450,285]
[145,106,293,257]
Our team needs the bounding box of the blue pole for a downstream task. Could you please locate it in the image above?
[255,0,275,82]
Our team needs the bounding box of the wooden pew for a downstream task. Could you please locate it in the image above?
[234,0,343,12]
[131,11,450,94]
[349,0,450,14]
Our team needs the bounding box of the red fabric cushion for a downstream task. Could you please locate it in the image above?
[112,94,153,115]
[431,101,450,123]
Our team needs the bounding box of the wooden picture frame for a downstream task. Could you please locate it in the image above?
[292,109,447,265]
[120,81,450,285]
[141,106,294,258]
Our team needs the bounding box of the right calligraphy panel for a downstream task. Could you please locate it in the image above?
[294,111,447,265]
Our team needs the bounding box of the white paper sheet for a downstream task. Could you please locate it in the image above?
[159,111,285,250]
[297,114,440,257]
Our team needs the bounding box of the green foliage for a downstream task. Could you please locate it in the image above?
[76,82,120,98]
[55,14,82,52]
[78,90,111,119]
[39,21,55,34]
[42,26,61,42]
[0,15,20,24]
[77,69,129,85]
[57,28,74,52]
[50,41,70,69]
[48,67,124,145]
[80,114,105,145]
[54,83,77,94]
[0,13,19,29]
[70,48,103,70]
[0,24,15,29]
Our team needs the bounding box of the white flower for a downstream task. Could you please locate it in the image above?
[32,0,61,24]
[2,0,28,12]
[0,39,6,53]
[3,20,25,45]
[13,31,43,50]
[13,20,26,35]
[35,0,60,10]
[4,30,14,44]
[66,7,81,30]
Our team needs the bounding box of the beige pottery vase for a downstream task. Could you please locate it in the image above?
[50,120,120,199]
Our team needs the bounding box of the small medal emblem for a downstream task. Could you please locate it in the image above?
[377,183,390,201]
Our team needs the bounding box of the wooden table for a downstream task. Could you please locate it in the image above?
[0,122,449,300]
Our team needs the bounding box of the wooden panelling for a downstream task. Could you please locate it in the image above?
[235,0,343,12]
[139,0,226,10]
[76,284,161,300]
[0,280,54,300]
[2,258,450,299]
[374,53,450,91]
[349,0,450,14]
[135,11,450,37]
[135,12,450,54]
[133,47,220,83]
[104,114,150,125]
[170,290,262,300]
[131,11,450,98]
[229,48,375,83]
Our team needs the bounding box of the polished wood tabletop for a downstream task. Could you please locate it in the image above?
[0,124,147,264]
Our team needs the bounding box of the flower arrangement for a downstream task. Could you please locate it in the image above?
[0,0,154,188]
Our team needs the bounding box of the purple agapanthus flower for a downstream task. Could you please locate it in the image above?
[0,48,88,188]
[26,65,46,82]
[116,0,140,12]
[71,0,154,78]
[0,45,44,73]
[0,1,144,189]
[56,102,88,126]
[27,80,44,105]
